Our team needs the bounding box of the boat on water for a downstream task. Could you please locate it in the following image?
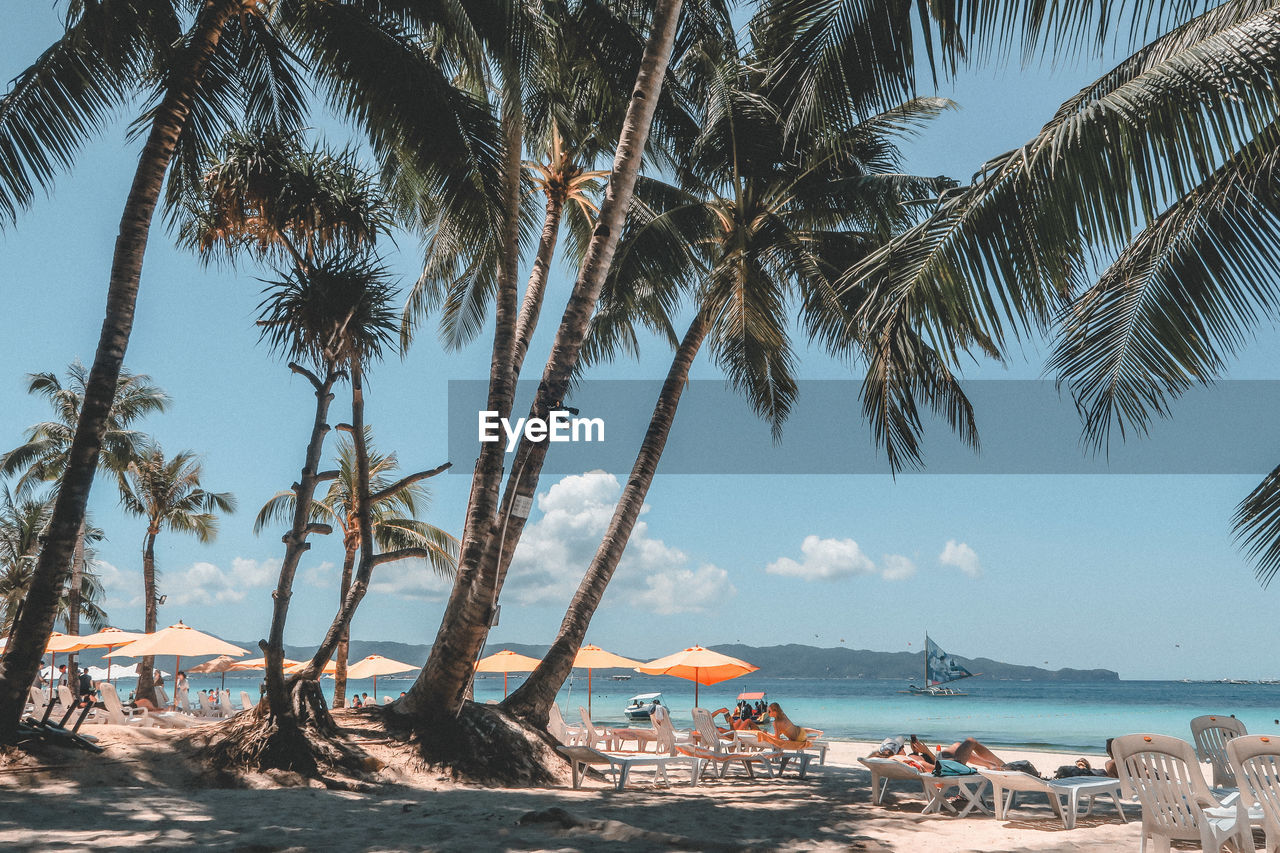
[610,674,632,681]
[901,635,979,697]
[623,692,663,721]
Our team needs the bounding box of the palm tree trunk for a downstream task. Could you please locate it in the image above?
[0,1,237,742]
[400,0,686,727]
[332,544,357,708]
[511,193,565,379]
[134,529,160,705]
[504,313,708,725]
[65,521,86,677]
[262,365,339,721]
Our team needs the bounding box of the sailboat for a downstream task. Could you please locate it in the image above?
[903,635,977,697]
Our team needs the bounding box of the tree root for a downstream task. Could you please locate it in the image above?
[196,678,367,781]
[385,700,570,787]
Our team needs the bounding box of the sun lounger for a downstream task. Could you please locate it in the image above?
[1112,732,1253,853]
[556,745,701,791]
[679,708,782,780]
[857,757,991,816]
[578,707,618,750]
[1191,714,1247,789]
[240,690,256,711]
[731,729,816,778]
[547,703,582,746]
[1227,734,1280,852]
[977,768,1128,829]
[96,683,153,727]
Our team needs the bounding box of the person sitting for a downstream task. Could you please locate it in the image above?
[767,702,807,743]
[712,707,759,733]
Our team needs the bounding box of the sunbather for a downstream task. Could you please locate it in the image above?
[869,734,1007,771]
[767,703,805,743]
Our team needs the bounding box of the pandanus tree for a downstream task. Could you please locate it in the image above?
[0,488,106,637]
[0,363,168,673]
[0,0,500,741]
[504,47,965,723]
[117,444,235,704]
[254,432,456,707]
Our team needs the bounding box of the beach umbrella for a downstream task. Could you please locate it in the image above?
[231,656,302,671]
[107,621,248,707]
[345,655,416,702]
[70,627,147,683]
[636,646,758,706]
[572,645,642,716]
[33,632,92,687]
[475,649,541,698]
[284,659,338,676]
[189,654,240,691]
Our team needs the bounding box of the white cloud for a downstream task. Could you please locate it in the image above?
[368,560,453,601]
[939,540,982,577]
[765,536,876,581]
[490,470,734,615]
[880,554,917,581]
[168,556,282,606]
[303,561,338,589]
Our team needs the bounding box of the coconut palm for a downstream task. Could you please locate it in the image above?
[0,488,106,636]
[1,363,167,675]
[504,49,963,724]
[117,444,235,703]
[0,0,501,741]
[254,432,456,706]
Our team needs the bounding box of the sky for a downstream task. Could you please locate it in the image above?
[3,6,1279,681]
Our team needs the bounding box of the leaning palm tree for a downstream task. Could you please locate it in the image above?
[254,432,456,707]
[117,444,235,704]
[0,0,501,742]
[0,487,107,637]
[1,363,167,673]
[505,51,963,724]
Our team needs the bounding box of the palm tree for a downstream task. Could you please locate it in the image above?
[117,444,235,703]
[0,488,106,636]
[400,0,712,731]
[0,0,501,742]
[254,432,456,707]
[1,363,167,674]
[504,50,962,724]
[820,5,1280,586]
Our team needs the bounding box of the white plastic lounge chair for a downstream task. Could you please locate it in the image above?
[857,757,990,816]
[175,689,193,714]
[240,690,256,711]
[731,729,817,778]
[611,711,664,752]
[155,684,171,710]
[1112,733,1252,853]
[197,691,231,719]
[556,745,700,791]
[578,707,617,750]
[649,705,693,756]
[220,689,235,714]
[97,682,153,727]
[977,767,1128,829]
[24,686,50,719]
[678,708,781,780]
[1228,734,1280,852]
[547,703,581,745]
[1192,715,1248,789]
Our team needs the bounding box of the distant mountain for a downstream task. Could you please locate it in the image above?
[64,638,1117,682]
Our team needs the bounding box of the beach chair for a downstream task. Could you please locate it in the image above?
[155,684,171,710]
[1191,715,1247,789]
[650,704,694,756]
[97,682,153,727]
[610,711,664,753]
[1112,733,1252,853]
[57,685,105,727]
[857,757,988,815]
[556,745,701,791]
[679,708,781,780]
[240,690,255,711]
[1228,734,1280,852]
[732,729,817,778]
[578,707,617,750]
[175,689,193,714]
[977,768,1128,829]
[547,703,581,746]
[220,689,235,714]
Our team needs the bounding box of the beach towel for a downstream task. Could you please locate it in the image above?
[932,759,977,777]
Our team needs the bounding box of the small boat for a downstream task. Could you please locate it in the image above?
[623,692,662,721]
[900,635,978,697]
[610,674,632,681]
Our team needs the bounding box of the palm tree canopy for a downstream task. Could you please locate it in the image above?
[117,444,236,541]
[0,361,169,495]
[253,430,457,578]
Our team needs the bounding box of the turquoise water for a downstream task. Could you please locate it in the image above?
[123,673,1280,753]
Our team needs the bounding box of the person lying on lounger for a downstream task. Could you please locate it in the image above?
[869,734,1007,771]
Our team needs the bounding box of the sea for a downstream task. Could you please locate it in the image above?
[117,671,1280,753]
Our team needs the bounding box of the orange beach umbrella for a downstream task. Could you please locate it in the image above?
[232,656,302,671]
[345,654,417,701]
[475,649,541,697]
[572,645,642,716]
[73,627,148,682]
[636,646,758,706]
[108,621,248,706]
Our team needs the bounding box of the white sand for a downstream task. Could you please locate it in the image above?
[0,724,1154,851]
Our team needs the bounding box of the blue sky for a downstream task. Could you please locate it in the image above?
[3,6,1278,681]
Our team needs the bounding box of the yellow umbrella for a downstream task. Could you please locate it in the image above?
[475,649,541,698]
[33,631,92,686]
[635,645,758,706]
[345,654,416,701]
[189,654,241,691]
[108,621,248,706]
[231,656,302,671]
[284,659,337,676]
[572,645,642,716]
[70,627,147,683]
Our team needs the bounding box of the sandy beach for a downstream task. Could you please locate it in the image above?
[0,713,1154,852]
